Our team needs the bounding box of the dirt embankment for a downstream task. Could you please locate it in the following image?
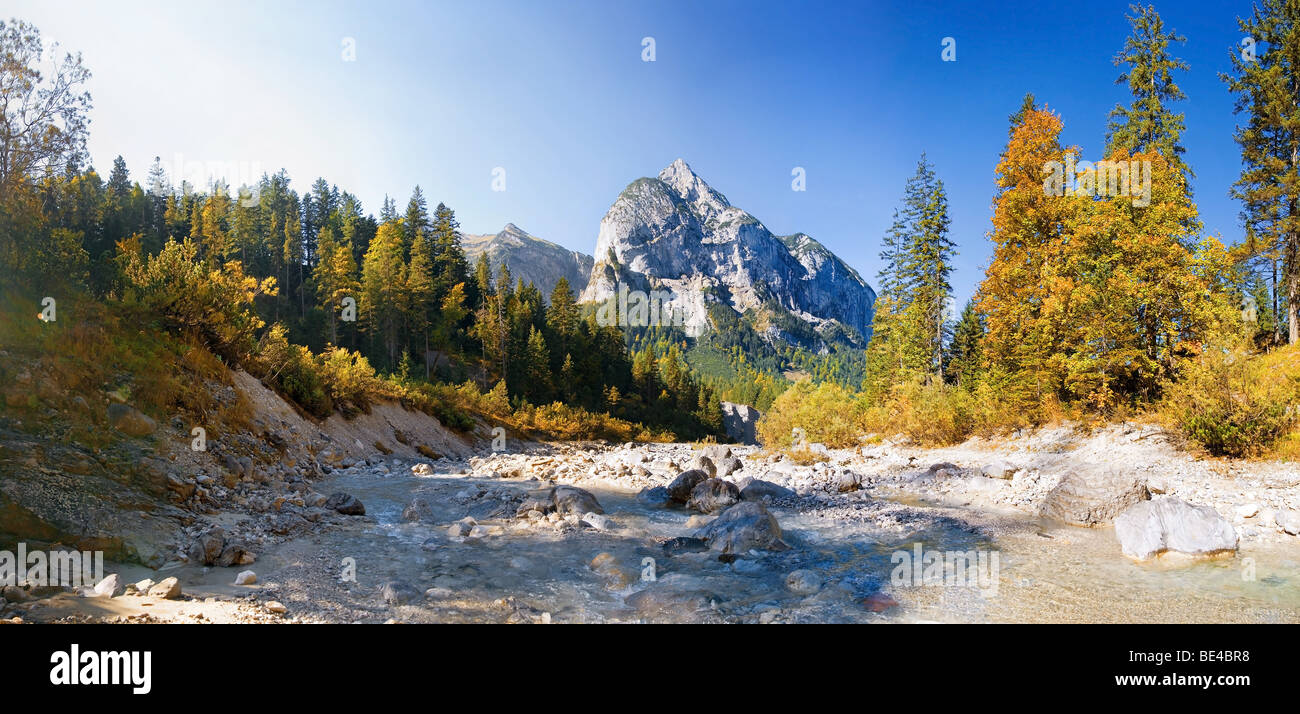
[0,365,480,571]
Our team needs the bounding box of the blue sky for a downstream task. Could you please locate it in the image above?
[10,0,1253,305]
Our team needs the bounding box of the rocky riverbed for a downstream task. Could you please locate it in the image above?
[5,422,1299,624]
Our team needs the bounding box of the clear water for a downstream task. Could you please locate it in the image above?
[199,466,1300,623]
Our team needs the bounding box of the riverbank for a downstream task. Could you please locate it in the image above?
[6,422,1298,624]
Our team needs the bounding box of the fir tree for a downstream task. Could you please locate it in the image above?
[1106,4,1193,189]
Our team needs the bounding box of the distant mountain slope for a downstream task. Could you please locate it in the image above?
[460,223,593,299]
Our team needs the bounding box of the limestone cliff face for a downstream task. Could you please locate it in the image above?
[460,223,593,300]
[578,159,875,347]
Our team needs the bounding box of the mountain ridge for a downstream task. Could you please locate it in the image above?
[578,158,876,349]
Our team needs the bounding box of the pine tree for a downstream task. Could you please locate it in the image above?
[361,222,407,367]
[1223,0,1300,344]
[946,299,984,388]
[546,276,579,350]
[406,229,437,376]
[1106,4,1193,188]
[525,325,552,403]
[431,202,470,303]
[862,154,956,390]
[901,155,955,377]
[314,224,359,345]
[403,186,430,259]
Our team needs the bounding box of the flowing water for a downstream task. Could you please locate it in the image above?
[170,464,1300,623]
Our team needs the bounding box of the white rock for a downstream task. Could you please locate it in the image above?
[234,570,257,586]
[92,574,124,598]
[1276,509,1300,535]
[1114,497,1238,560]
[1236,503,1261,519]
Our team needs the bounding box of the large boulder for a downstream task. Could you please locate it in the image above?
[553,486,603,516]
[694,501,788,555]
[1040,468,1149,526]
[1114,497,1238,560]
[92,574,124,598]
[147,577,182,599]
[665,469,709,504]
[721,402,761,445]
[686,478,741,514]
[215,542,254,567]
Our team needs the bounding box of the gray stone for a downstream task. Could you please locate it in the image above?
[448,517,477,538]
[721,402,762,445]
[785,569,822,595]
[515,488,557,517]
[188,527,226,566]
[701,444,733,462]
[1114,497,1238,560]
[401,497,435,522]
[982,461,1015,479]
[1040,468,1149,526]
[834,471,862,493]
[92,574,124,598]
[740,479,796,502]
[686,478,741,514]
[636,486,673,508]
[379,581,420,606]
[147,577,182,599]
[325,492,366,516]
[553,485,603,516]
[694,501,788,555]
[690,454,717,478]
[717,456,744,477]
[666,469,709,504]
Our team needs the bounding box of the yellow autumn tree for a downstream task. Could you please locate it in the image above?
[977,107,1083,418]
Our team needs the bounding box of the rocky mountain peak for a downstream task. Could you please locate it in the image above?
[580,161,875,349]
[656,158,732,222]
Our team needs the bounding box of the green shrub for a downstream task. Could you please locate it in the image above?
[1162,344,1300,457]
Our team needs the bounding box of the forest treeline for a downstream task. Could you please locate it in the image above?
[0,17,724,441]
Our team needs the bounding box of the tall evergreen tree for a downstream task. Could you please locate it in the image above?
[1106,4,1193,187]
[406,229,437,376]
[901,154,956,377]
[361,222,407,367]
[1223,0,1300,344]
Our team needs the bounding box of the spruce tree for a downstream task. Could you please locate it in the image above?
[1106,4,1192,187]
[1223,0,1300,344]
